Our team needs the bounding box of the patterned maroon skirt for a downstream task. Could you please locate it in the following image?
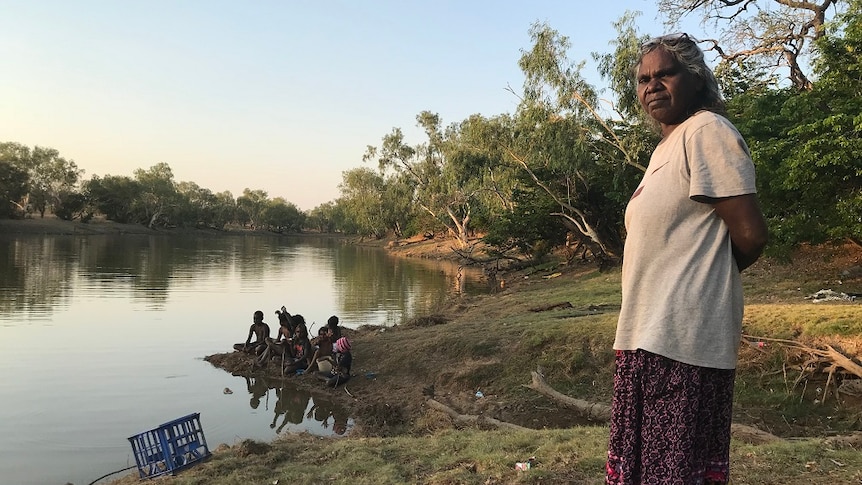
[606,349,735,485]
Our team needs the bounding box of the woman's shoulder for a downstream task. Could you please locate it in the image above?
[683,110,742,137]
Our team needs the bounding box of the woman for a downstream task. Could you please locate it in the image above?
[606,34,768,485]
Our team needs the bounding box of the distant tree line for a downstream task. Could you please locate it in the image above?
[0,149,305,233]
[3,1,859,260]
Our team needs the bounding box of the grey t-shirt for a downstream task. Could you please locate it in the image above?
[613,111,757,369]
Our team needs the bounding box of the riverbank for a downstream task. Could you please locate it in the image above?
[105,237,862,484]
[9,218,862,484]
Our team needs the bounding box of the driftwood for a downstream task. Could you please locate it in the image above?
[526,371,611,421]
[426,398,531,432]
[526,368,784,444]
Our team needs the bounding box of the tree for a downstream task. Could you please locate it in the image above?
[657,0,846,90]
[133,163,179,228]
[27,146,84,218]
[364,111,490,248]
[0,142,83,218]
[0,160,29,218]
[338,167,387,238]
[727,0,862,250]
[261,198,304,233]
[236,189,269,229]
[506,22,641,259]
[84,174,142,223]
[306,201,340,233]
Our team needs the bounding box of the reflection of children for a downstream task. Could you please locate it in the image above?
[245,375,269,409]
[269,384,311,433]
[233,310,270,355]
[317,337,352,387]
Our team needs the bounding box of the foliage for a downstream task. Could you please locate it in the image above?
[729,1,862,251]
[84,174,143,224]
[482,187,568,261]
[0,160,29,218]
[4,3,862,252]
[261,197,304,233]
[0,142,83,218]
[338,167,388,238]
[53,192,92,221]
[133,163,179,228]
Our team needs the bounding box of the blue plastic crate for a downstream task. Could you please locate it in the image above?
[128,413,211,479]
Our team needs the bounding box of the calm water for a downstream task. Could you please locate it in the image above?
[0,234,485,485]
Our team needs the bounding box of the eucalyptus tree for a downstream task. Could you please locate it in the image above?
[133,163,180,228]
[306,201,340,233]
[0,142,83,218]
[379,170,418,238]
[363,112,483,248]
[175,181,235,229]
[236,188,269,230]
[84,174,143,223]
[261,197,304,233]
[0,160,28,218]
[338,167,387,238]
[505,22,643,259]
[658,0,846,90]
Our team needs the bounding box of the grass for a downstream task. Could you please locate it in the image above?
[106,242,862,485]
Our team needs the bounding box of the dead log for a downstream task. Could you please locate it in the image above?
[529,302,573,312]
[526,371,611,421]
[426,398,531,432]
[526,368,784,444]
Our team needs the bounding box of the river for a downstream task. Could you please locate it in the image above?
[0,234,486,485]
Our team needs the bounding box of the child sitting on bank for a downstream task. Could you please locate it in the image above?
[317,337,352,387]
[307,326,334,372]
[282,323,312,374]
[233,310,270,356]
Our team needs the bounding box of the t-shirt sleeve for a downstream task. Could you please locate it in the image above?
[685,116,757,199]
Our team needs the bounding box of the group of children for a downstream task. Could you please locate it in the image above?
[233,307,353,388]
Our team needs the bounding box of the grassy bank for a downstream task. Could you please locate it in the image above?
[86,236,861,484]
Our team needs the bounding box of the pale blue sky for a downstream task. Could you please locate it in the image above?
[1,1,705,210]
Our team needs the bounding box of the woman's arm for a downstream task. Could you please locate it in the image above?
[707,193,768,271]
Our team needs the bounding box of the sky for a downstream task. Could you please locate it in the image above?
[1,1,707,211]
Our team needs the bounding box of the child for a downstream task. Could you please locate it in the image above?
[282,323,312,374]
[317,337,352,387]
[233,310,270,355]
[307,326,334,372]
[255,310,296,366]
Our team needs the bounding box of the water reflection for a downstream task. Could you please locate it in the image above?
[0,234,487,325]
[243,375,352,436]
[0,234,485,485]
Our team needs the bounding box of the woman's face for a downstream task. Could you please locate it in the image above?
[637,47,702,130]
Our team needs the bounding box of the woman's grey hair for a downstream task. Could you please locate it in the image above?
[636,33,726,116]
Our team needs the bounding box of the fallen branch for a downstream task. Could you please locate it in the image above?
[526,368,783,444]
[526,371,611,421]
[742,334,862,403]
[529,302,573,312]
[426,398,531,432]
